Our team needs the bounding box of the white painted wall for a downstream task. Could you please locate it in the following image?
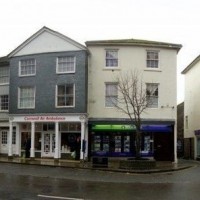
[14,31,82,56]
[88,45,177,121]
[184,61,200,157]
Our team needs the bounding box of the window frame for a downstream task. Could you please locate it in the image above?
[105,82,118,108]
[56,56,76,74]
[146,83,159,108]
[56,84,75,108]
[18,86,36,109]
[105,50,118,68]
[19,59,36,77]
[0,67,9,85]
[0,95,9,111]
[146,50,159,69]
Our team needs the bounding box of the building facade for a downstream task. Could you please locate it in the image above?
[86,39,182,162]
[7,27,88,160]
[182,55,200,159]
[0,57,10,155]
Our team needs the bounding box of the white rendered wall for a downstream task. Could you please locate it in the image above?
[14,31,81,56]
[88,45,177,121]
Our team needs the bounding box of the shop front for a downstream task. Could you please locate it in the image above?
[89,122,174,161]
[8,115,88,160]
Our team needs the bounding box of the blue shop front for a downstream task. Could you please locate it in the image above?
[88,122,174,161]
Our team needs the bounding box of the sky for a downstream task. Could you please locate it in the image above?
[0,0,200,104]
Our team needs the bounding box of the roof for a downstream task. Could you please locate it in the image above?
[0,56,9,66]
[85,39,182,52]
[181,55,200,74]
[8,26,87,57]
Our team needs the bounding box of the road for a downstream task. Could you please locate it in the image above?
[0,161,199,200]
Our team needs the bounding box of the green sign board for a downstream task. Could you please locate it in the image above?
[92,124,136,131]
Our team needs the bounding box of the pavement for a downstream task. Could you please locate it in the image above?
[0,156,197,174]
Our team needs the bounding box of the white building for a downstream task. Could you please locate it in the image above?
[182,55,200,159]
[86,39,182,162]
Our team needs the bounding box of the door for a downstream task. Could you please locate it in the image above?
[197,138,200,157]
[42,132,55,157]
[0,130,8,154]
[154,133,174,161]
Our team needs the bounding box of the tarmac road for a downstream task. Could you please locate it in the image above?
[0,161,199,200]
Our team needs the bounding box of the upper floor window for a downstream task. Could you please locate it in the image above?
[105,83,118,107]
[105,50,118,67]
[146,83,159,108]
[56,84,75,107]
[146,51,159,68]
[0,95,9,111]
[57,56,76,73]
[18,87,35,109]
[0,67,9,85]
[19,59,36,76]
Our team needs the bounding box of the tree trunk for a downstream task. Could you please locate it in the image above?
[135,129,141,159]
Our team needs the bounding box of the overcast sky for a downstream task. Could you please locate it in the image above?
[1,0,200,104]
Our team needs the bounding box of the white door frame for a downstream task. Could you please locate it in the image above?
[0,130,8,154]
[41,132,55,157]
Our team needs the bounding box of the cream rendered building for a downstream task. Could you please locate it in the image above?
[86,39,182,162]
[182,55,200,159]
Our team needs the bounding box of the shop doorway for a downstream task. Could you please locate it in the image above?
[0,130,8,154]
[154,133,173,161]
[42,132,55,157]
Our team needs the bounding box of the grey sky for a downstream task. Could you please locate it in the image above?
[1,0,200,103]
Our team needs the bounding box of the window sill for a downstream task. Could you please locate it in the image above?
[144,68,162,72]
[103,67,121,71]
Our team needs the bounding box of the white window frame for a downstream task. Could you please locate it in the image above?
[56,84,75,108]
[0,67,9,85]
[105,83,118,107]
[19,59,36,77]
[146,50,159,68]
[18,86,36,109]
[105,50,118,68]
[0,95,9,111]
[146,83,159,108]
[56,56,76,74]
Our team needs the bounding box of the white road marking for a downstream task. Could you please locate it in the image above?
[38,194,85,200]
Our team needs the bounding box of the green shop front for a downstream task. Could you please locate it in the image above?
[88,122,174,161]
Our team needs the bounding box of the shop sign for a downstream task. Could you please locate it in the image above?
[92,124,136,131]
[24,116,66,122]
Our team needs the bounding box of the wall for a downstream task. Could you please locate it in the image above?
[9,51,88,114]
[88,45,177,121]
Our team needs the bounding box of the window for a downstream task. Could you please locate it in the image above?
[56,84,74,107]
[0,67,9,84]
[185,116,188,129]
[0,95,9,111]
[146,83,159,108]
[19,59,36,76]
[105,83,118,107]
[105,50,118,67]
[18,87,35,109]
[57,56,75,73]
[146,51,159,68]
[1,131,7,144]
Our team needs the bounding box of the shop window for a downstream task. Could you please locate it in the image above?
[141,133,153,155]
[35,132,41,150]
[12,129,16,145]
[43,123,55,131]
[21,132,30,149]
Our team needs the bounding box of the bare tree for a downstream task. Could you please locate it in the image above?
[114,70,149,159]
